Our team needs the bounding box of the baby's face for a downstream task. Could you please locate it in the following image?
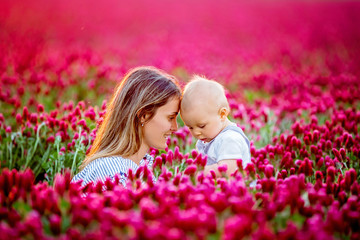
[180,103,224,143]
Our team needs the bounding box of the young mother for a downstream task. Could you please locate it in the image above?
[72,66,181,186]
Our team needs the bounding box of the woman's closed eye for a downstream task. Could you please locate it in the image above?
[168,114,177,121]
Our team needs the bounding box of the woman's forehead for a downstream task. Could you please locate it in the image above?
[159,97,180,113]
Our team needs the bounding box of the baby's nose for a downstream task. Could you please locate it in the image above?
[193,130,201,136]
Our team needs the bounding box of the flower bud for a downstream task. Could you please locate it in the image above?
[77,119,86,127]
[37,104,44,113]
[264,164,274,178]
[339,148,346,159]
[218,164,228,174]
[135,166,144,179]
[210,170,216,179]
[22,106,29,121]
[326,166,336,182]
[15,113,22,125]
[153,156,163,169]
[245,162,255,176]
[191,149,198,159]
[5,126,11,133]
[332,148,342,161]
[29,113,38,124]
[184,165,197,176]
[166,150,174,165]
[49,214,61,235]
[236,159,243,171]
[46,135,55,143]
[313,130,320,142]
[310,145,318,155]
[315,171,323,181]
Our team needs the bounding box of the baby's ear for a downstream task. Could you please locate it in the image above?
[219,107,229,119]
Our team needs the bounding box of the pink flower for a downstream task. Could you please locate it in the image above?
[49,214,61,235]
[22,107,29,121]
[332,148,342,161]
[313,130,320,142]
[264,164,274,178]
[135,166,144,179]
[77,119,87,127]
[153,156,163,169]
[54,174,66,196]
[237,159,244,171]
[29,113,38,124]
[15,113,22,124]
[166,150,174,165]
[184,165,197,176]
[218,164,228,174]
[189,149,197,159]
[298,157,313,176]
[339,148,346,159]
[37,104,44,113]
[5,126,11,133]
[210,170,216,179]
[223,215,252,240]
[326,166,336,182]
[245,162,255,176]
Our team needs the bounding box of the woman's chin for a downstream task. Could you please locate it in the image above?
[153,143,167,150]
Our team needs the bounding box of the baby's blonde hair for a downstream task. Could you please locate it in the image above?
[181,75,229,112]
[80,66,181,170]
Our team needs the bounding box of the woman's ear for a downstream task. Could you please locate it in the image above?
[219,107,229,120]
[137,110,146,125]
[140,112,151,125]
[140,114,148,126]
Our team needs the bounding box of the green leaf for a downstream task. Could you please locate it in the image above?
[13,201,32,219]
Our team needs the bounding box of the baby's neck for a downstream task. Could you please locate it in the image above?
[222,118,232,130]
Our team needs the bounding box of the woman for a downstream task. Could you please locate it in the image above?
[72,66,181,186]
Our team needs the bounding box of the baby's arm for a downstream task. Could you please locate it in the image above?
[204,130,250,177]
[204,159,238,177]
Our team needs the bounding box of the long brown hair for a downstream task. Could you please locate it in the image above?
[80,66,181,170]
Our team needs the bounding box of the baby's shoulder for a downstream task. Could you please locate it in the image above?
[216,127,244,141]
[212,127,249,149]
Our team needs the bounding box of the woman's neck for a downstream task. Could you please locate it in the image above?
[127,144,149,165]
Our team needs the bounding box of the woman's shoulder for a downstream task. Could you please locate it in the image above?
[141,153,154,167]
[71,155,135,185]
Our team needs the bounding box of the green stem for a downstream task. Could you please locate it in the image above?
[71,127,84,174]
[71,148,80,174]
[8,141,13,169]
[25,122,46,169]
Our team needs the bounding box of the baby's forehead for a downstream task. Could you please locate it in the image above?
[181,99,218,115]
[185,79,223,94]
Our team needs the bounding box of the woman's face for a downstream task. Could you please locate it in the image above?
[142,97,180,150]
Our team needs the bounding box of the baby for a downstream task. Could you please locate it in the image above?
[180,75,251,177]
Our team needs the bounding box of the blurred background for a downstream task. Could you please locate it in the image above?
[2,0,360,81]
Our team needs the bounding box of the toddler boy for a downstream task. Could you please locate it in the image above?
[180,76,251,176]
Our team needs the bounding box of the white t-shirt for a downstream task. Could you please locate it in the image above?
[196,122,251,167]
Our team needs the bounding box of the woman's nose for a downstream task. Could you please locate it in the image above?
[170,119,178,132]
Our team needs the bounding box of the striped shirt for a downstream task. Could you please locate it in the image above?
[71,154,154,187]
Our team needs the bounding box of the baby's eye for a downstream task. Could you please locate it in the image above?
[199,125,205,128]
